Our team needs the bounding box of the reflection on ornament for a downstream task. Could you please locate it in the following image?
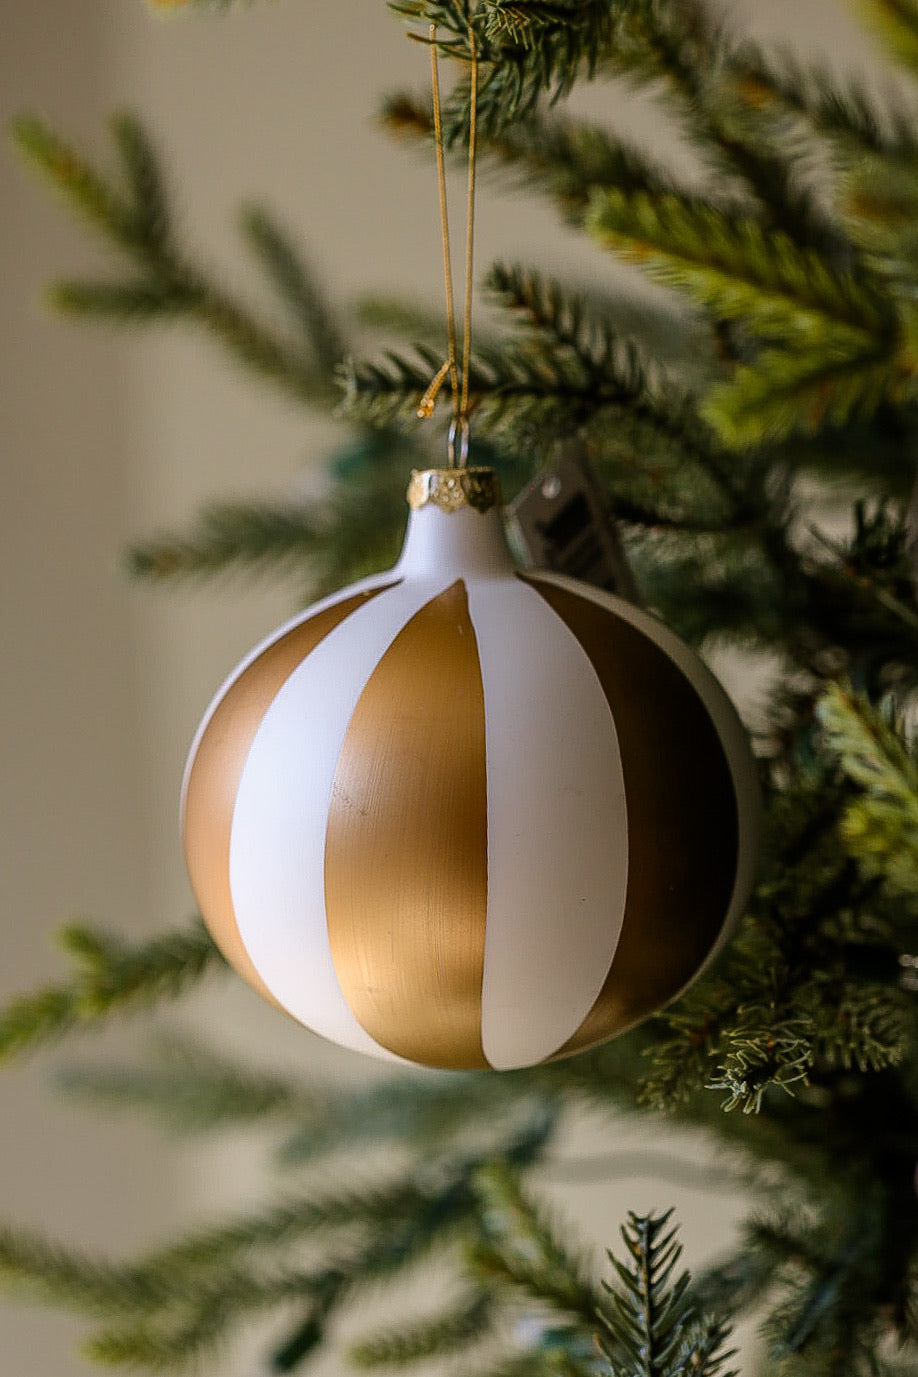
[182,467,760,1071]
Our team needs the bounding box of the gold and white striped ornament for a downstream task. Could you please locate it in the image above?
[182,466,760,1071]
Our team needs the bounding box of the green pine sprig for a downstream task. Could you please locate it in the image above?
[732,44,918,159]
[349,1288,495,1367]
[471,1164,601,1324]
[469,1175,736,1377]
[703,342,910,448]
[390,0,624,140]
[853,0,918,74]
[0,921,222,1063]
[56,1036,320,1134]
[127,429,415,599]
[381,92,676,220]
[12,114,340,406]
[817,683,918,895]
[587,190,895,342]
[240,205,347,378]
[146,0,257,12]
[0,1120,555,1372]
[598,1211,736,1377]
[128,500,325,584]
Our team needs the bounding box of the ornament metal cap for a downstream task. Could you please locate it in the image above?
[406,467,501,514]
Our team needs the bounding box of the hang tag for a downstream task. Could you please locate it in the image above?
[507,441,640,604]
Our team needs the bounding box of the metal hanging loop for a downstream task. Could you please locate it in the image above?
[448,416,470,469]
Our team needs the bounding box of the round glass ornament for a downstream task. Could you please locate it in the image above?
[182,466,760,1070]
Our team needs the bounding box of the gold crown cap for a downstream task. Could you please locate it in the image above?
[407,468,501,514]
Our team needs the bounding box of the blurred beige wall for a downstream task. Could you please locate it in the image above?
[0,1,899,1373]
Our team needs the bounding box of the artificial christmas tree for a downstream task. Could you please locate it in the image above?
[3,2,918,1375]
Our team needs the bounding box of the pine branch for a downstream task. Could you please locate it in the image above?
[0,1226,175,1317]
[109,113,170,253]
[471,1164,602,1323]
[762,1249,871,1370]
[349,1288,494,1367]
[585,185,913,445]
[733,44,918,158]
[597,1211,736,1377]
[270,1120,555,1373]
[57,1037,320,1133]
[344,338,626,453]
[853,0,918,74]
[341,300,727,477]
[128,500,324,583]
[382,92,676,219]
[240,205,347,381]
[600,0,712,102]
[147,0,254,9]
[805,980,912,1073]
[703,342,910,448]
[486,260,662,383]
[353,292,454,345]
[692,98,843,255]
[811,500,918,642]
[341,339,560,435]
[817,684,918,895]
[12,115,163,253]
[480,261,738,466]
[270,1291,339,1374]
[694,904,913,1115]
[136,1181,428,1280]
[699,934,914,1116]
[137,269,331,404]
[84,1263,338,1370]
[705,1012,824,1115]
[46,268,339,406]
[0,921,222,1062]
[13,114,334,406]
[128,427,417,597]
[845,154,918,254]
[638,982,738,1111]
[5,1122,553,1372]
[716,1211,914,1372]
[691,1241,783,1319]
[279,1119,556,1361]
[485,106,677,211]
[48,278,194,318]
[638,731,918,1117]
[469,1183,735,1377]
[587,189,896,342]
[390,0,623,139]
[278,1070,538,1163]
[602,0,840,248]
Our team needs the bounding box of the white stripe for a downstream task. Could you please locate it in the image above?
[526,573,761,969]
[468,577,629,1070]
[228,576,454,1062]
[180,567,398,822]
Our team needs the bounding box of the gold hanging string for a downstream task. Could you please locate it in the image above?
[415,16,480,469]
[460,20,477,428]
[416,23,460,422]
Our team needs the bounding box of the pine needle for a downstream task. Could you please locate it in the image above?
[0,921,222,1062]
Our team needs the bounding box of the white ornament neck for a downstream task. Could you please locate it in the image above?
[395,501,517,581]
[396,467,516,581]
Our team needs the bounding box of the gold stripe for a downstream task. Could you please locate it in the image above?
[183,586,395,1008]
[325,580,489,1069]
[520,577,738,1058]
